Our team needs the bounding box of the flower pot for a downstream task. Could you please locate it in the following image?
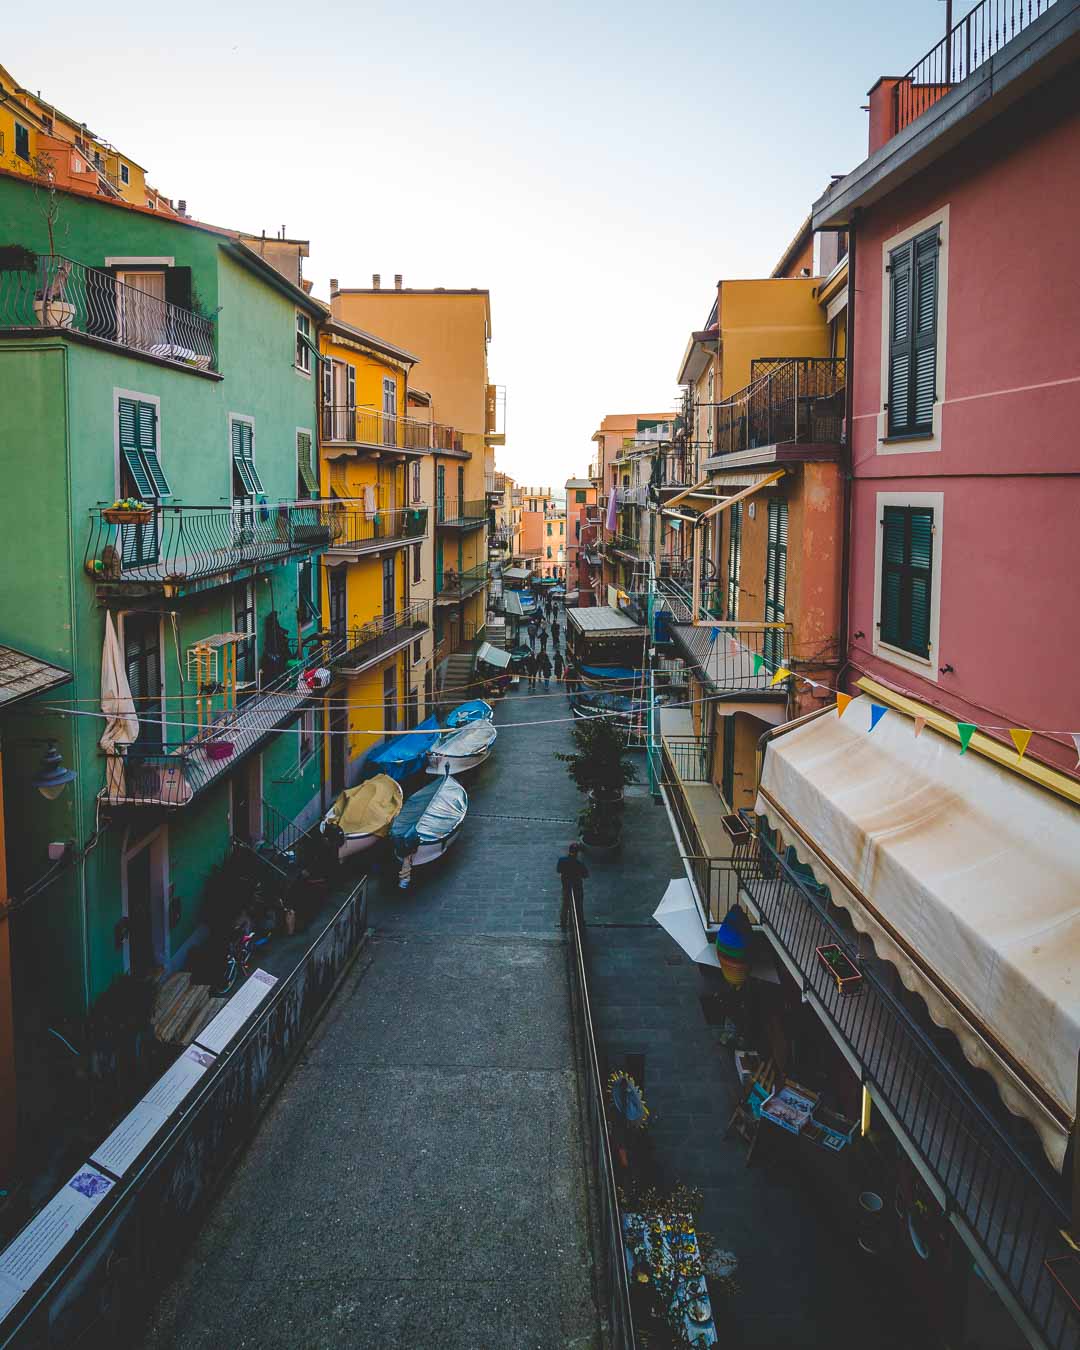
[103,508,153,526]
[33,298,75,328]
[721,813,751,847]
[815,943,864,997]
[589,786,624,806]
[581,831,620,858]
[205,741,235,762]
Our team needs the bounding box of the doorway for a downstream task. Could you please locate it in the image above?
[328,566,347,643]
[122,827,168,977]
[382,555,396,620]
[231,757,262,845]
[383,663,398,733]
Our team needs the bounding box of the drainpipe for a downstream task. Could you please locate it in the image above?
[838,214,857,693]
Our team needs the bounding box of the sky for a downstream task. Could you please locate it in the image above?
[9,1,950,491]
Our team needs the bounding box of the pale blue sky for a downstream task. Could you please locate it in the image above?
[9,0,951,488]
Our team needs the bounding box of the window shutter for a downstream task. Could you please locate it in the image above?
[347,366,356,408]
[912,231,939,430]
[231,419,244,459]
[727,501,742,620]
[879,507,906,647]
[879,505,933,656]
[907,508,934,655]
[764,500,787,667]
[297,430,318,495]
[887,243,913,435]
[163,266,192,311]
[119,398,139,450]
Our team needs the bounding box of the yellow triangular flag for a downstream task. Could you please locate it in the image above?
[1009,728,1032,762]
[836,692,852,718]
[770,667,791,687]
[913,716,927,738]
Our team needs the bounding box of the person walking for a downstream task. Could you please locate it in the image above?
[538,627,548,654]
[551,617,560,648]
[526,651,537,690]
[554,650,564,682]
[539,649,552,691]
[558,843,589,930]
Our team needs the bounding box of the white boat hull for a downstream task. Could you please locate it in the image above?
[425,748,491,776]
[410,821,465,865]
[335,830,385,861]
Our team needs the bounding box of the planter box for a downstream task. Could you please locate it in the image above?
[815,943,864,997]
[721,813,751,847]
[103,508,153,526]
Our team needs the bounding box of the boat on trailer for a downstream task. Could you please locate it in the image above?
[426,719,497,776]
[392,774,468,887]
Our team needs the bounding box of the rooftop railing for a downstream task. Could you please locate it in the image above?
[713,357,845,457]
[895,0,1059,134]
[0,253,216,371]
[85,501,334,588]
[333,601,431,675]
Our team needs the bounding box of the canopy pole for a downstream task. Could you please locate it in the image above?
[1071,1054,1080,1244]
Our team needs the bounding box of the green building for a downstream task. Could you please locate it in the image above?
[0,171,335,1067]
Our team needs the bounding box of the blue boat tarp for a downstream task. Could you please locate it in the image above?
[445,699,494,728]
[391,775,468,856]
[363,715,441,781]
[580,664,640,681]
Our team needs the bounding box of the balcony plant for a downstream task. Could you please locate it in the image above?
[815,942,863,997]
[27,153,75,328]
[103,497,153,526]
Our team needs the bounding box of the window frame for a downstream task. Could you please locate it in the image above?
[295,311,313,375]
[229,414,263,499]
[298,706,317,767]
[120,163,130,185]
[14,122,30,162]
[297,556,319,632]
[871,491,944,681]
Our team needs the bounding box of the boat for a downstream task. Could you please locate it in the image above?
[575,662,642,691]
[320,774,404,860]
[426,719,497,775]
[361,715,442,781]
[570,689,664,734]
[391,774,468,886]
[445,699,494,728]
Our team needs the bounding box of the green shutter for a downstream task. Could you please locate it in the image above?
[118,398,171,498]
[727,501,742,620]
[887,243,913,435]
[907,508,934,655]
[912,231,939,430]
[879,507,906,646]
[231,420,264,495]
[119,398,139,450]
[764,500,787,668]
[879,506,933,657]
[297,431,318,495]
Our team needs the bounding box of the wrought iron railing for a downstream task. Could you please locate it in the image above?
[435,562,488,600]
[334,601,430,674]
[657,739,742,925]
[259,797,321,856]
[85,502,335,586]
[435,498,488,528]
[607,532,645,558]
[320,405,435,450]
[895,0,1059,134]
[668,619,791,689]
[0,254,216,370]
[738,822,1076,1350]
[565,880,637,1350]
[713,357,845,456]
[324,505,429,551]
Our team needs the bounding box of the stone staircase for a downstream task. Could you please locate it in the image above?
[152,972,228,1048]
[437,650,476,713]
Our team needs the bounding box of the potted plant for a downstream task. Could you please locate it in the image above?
[815,942,864,997]
[103,497,153,526]
[26,154,76,328]
[558,717,637,854]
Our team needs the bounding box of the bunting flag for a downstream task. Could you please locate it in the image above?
[869,704,888,732]
[836,692,852,718]
[1009,728,1033,763]
[728,637,741,657]
[708,627,720,646]
[913,716,927,738]
[753,654,765,676]
[1074,734,1080,769]
[770,667,792,687]
[957,723,977,754]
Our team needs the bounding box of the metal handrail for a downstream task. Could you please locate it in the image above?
[333,601,431,671]
[320,405,435,450]
[894,0,1058,134]
[0,254,216,370]
[713,357,845,456]
[435,562,488,599]
[321,504,429,549]
[434,497,488,527]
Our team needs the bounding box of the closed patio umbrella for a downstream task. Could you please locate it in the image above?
[99,612,139,797]
[652,878,719,967]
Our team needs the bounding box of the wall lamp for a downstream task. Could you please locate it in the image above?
[31,740,77,800]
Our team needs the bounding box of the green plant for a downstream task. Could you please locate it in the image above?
[557,716,638,796]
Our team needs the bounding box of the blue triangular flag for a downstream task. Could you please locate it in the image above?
[709,627,721,645]
[869,704,888,732]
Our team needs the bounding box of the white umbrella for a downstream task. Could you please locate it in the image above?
[652,878,719,967]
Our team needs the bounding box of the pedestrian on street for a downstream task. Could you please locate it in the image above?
[526,651,537,689]
[539,628,548,653]
[551,618,560,647]
[554,651,564,682]
[558,843,589,930]
[539,650,552,690]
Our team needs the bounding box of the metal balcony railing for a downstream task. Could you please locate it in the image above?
[333,601,431,675]
[320,405,436,451]
[435,498,488,529]
[435,562,488,601]
[0,254,216,371]
[713,358,845,457]
[323,504,429,553]
[607,532,646,559]
[667,620,791,691]
[85,501,334,587]
[657,738,741,926]
[894,0,1058,134]
[432,422,465,453]
[738,822,1076,1350]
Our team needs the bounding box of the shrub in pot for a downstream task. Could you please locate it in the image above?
[559,718,637,850]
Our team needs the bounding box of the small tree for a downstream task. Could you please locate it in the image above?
[556,715,638,797]
[27,152,71,304]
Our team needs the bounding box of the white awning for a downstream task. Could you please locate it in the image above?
[475,642,510,669]
[756,695,1080,1169]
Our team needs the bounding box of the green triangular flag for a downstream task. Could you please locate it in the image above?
[753,654,765,676]
[957,722,977,754]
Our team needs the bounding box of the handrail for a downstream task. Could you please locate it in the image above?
[713,357,845,456]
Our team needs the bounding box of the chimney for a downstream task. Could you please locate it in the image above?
[372,273,381,289]
[177,199,187,216]
[329,277,339,294]
[394,274,403,290]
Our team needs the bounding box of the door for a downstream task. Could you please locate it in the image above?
[457,466,465,519]
[116,269,166,349]
[436,464,446,523]
[231,758,261,845]
[382,377,397,446]
[125,845,156,978]
[383,664,398,733]
[721,716,736,808]
[328,567,347,643]
[124,613,162,754]
[330,704,347,797]
[764,500,787,670]
[233,581,257,696]
[382,556,396,620]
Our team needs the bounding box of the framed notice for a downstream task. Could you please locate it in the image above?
[194,968,278,1056]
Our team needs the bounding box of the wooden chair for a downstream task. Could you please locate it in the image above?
[724,1057,777,1166]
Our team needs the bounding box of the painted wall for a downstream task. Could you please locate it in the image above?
[716,278,831,395]
[847,68,1080,777]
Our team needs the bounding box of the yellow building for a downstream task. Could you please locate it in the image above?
[316,313,434,794]
[329,278,497,668]
[0,62,173,211]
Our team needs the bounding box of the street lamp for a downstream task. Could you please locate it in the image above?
[31,741,76,800]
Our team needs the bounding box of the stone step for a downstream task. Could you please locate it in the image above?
[155,982,210,1046]
[176,993,226,1047]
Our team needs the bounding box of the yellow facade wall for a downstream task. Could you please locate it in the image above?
[716,278,831,396]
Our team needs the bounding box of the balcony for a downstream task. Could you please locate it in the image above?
[0,253,216,372]
[736,821,1076,1350]
[607,532,646,561]
[435,498,487,531]
[668,619,791,695]
[485,473,503,501]
[323,505,428,559]
[333,601,430,677]
[320,405,436,454]
[485,383,506,445]
[435,562,488,604]
[710,358,845,462]
[85,501,333,597]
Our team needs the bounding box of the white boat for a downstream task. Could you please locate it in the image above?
[391,775,468,886]
[320,774,403,860]
[426,720,497,776]
[444,699,494,728]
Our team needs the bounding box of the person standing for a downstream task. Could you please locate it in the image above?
[538,626,548,654]
[539,649,552,691]
[551,617,560,648]
[526,650,537,690]
[554,650,564,682]
[558,843,589,930]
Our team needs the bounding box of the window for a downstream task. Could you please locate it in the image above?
[124,613,162,752]
[297,557,319,631]
[120,163,130,185]
[118,396,172,501]
[14,122,29,162]
[575,490,586,504]
[295,311,312,373]
[575,520,581,542]
[726,502,742,620]
[298,707,316,766]
[887,225,939,437]
[231,418,264,498]
[546,522,552,537]
[296,429,317,498]
[411,460,421,503]
[547,546,552,560]
[763,501,787,668]
[233,582,257,691]
[412,543,421,584]
[879,506,934,658]
[382,377,397,416]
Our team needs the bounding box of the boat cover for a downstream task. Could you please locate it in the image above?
[391,775,468,855]
[445,699,494,727]
[327,774,403,837]
[431,721,497,760]
[502,591,538,618]
[475,642,511,669]
[363,715,441,781]
[580,664,640,681]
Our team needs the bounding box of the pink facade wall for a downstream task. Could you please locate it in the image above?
[847,70,1080,776]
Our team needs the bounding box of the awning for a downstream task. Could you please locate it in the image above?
[475,642,510,669]
[756,694,1080,1169]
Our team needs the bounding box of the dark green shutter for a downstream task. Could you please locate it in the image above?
[908,508,934,655]
[764,500,787,668]
[163,266,192,310]
[879,508,906,647]
[232,420,265,495]
[726,501,742,620]
[879,506,933,657]
[912,232,939,430]
[119,397,172,498]
[297,430,318,495]
[888,227,938,435]
[887,244,913,436]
